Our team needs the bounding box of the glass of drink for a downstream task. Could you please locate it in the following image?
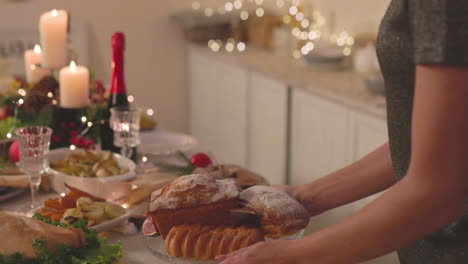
[15,126,52,209]
[110,106,141,159]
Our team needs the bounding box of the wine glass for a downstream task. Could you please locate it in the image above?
[15,126,52,209]
[110,106,141,159]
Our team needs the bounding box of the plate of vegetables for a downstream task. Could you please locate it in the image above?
[33,184,130,232]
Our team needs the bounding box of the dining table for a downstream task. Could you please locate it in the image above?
[0,129,199,264]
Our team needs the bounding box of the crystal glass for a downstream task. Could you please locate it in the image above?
[15,126,52,209]
[110,106,141,159]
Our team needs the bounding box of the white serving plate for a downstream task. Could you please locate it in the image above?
[140,130,198,156]
[28,205,132,232]
[145,229,305,264]
[48,148,137,200]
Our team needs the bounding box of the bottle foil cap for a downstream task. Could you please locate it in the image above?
[112,32,125,50]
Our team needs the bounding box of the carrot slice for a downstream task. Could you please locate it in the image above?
[65,184,105,202]
[60,195,78,209]
[44,198,64,209]
[42,209,66,218]
[51,214,63,222]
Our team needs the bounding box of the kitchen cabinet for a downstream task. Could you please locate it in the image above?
[349,112,399,264]
[289,89,397,264]
[189,51,249,167]
[350,111,388,162]
[247,73,288,185]
[290,89,351,186]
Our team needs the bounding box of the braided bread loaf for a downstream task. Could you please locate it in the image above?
[165,224,265,261]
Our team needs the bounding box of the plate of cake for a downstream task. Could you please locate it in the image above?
[143,174,310,263]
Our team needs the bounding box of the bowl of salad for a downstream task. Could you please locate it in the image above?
[48,148,136,200]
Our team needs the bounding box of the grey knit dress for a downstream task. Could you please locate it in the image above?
[376,0,468,263]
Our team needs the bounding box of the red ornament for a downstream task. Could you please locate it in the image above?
[0,106,13,120]
[8,141,19,163]
[190,153,212,168]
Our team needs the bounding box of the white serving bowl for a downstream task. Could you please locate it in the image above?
[48,148,137,200]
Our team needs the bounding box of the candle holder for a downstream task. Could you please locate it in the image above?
[50,105,89,149]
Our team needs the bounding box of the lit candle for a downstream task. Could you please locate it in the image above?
[39,9,68,69]
[24,45,51,84]
[59,61,89,108]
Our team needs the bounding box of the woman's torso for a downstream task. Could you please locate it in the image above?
[376,0,468,263]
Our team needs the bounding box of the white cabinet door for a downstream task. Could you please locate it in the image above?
[189,51,248,166]
[349,112,399,264]
[290,89,351,186]
[350,111,388,162]
[248,73,288,185]
[290,89,354,233]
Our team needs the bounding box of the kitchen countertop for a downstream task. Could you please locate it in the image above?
[188,44,387,120]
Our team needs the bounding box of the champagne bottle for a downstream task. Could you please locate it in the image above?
[100,32,136,160]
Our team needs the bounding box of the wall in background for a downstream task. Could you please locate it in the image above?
[0,0,390,133]
[0,0,193,132]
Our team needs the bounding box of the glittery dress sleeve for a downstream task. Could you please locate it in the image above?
[410,0,468,65]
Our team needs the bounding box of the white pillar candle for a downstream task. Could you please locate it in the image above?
[59,61,89,108]
[24,45,51,84]
[39,9,68,69]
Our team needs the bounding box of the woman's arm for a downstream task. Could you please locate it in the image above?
[218,65,468,264]
[289,143,395,216]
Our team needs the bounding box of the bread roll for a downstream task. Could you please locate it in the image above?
[150,174,241,238]
[240,186,309,238]
[165,224,265,260]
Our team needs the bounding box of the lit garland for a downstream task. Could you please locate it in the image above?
[191,0,355,59]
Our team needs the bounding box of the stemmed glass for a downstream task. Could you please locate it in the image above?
[15,126,52,209]
[110,106,141,159]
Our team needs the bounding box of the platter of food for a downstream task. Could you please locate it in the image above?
[32,184,130,232]
[48,148,136,199]
[142,174,310,263]
[0,213,123,264]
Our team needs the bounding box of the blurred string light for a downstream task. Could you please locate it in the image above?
[192,1,201,10]
[240,11,249,20]
[234,0,243,9]
[295,12,304,21]
[128,95,135,103]
[226,42,235,52]
[225,2,233,12]
[146,108,154,116]
[237,42,246,51]
[193,0,355,59]
[256,7,265,17]
[208,39,246,53]
[289,6,298,15]
[204,8,213,16]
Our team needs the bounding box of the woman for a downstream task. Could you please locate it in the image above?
[216,0,468,263]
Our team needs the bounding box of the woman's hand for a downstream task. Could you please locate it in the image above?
[215,240,302,264]
[273,185,321,217]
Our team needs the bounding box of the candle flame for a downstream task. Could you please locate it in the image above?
[51,9,58,17]
[70,61,77,72]
[34,45,41,54]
